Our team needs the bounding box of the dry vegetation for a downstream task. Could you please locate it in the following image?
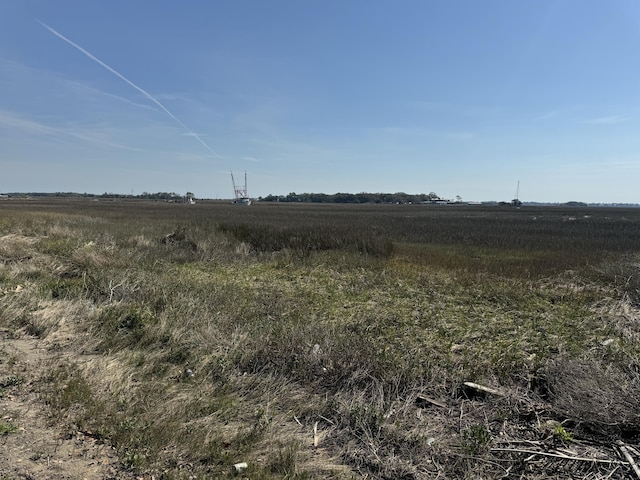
[1,198,639,479]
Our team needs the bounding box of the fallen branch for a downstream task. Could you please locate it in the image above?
[415,394,447,409]
[617,442,640,480]
[491,448,628,465]
[626,444,640,458]
[463,382,504,396]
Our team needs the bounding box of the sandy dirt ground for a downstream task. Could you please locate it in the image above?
[0,331,134,480]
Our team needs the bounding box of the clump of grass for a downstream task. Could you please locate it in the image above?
[461,424,492,455]
[44,363,94,412]
[0,418,18,435]
[268,443,303,477]
[93,303,156,350]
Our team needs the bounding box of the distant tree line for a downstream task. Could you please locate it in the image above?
[5,192,191,201]
[4,192,98,198]
[259,192,443,204]
[131,192,186,201]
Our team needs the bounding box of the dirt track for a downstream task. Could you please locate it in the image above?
[0,331,131,480]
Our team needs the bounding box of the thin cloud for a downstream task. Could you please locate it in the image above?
[67,80,158,111]
[37,20,222,159]
[0,109,55,136]
[407,100,504,118]
[0,109,143,151]
[581,115,628,125]
[441,131,478,141]
[0,58,154,113]
[605,159,640,170]
[533,109,563,121]
[368,126,477,140]
[560,157,640,173]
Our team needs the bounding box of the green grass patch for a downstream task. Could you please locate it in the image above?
[0,419,18,436]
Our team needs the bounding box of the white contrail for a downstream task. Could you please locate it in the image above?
[37,20,221,159]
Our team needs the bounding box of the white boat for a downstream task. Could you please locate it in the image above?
[231,171,252,206]
[233,197,251,206]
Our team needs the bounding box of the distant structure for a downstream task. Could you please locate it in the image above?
[185,192,196,204]
[231,171,251,206]
[512,181,522,207]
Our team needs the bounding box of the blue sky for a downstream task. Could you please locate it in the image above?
[2,1,640,202]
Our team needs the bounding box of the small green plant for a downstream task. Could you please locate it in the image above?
[122,447,144,469]
[462,424,492,455]
[0,419,18,435]
[553,425,574,443]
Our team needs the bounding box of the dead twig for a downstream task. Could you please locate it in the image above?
[318,414,335,425]
[415,394,447,409]
[491,447,628,465]
[494,439,544,447]
[603,465,621,480]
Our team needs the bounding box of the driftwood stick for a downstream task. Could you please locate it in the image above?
[415,394,447,408]
[491,448,628,465]
[618,443,640,480]
[463,382,504,396]
[627,445,640,458]
[313,421,319,448]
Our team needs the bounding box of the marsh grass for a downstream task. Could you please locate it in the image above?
[218,222,394,257]
[1,199,639,478]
